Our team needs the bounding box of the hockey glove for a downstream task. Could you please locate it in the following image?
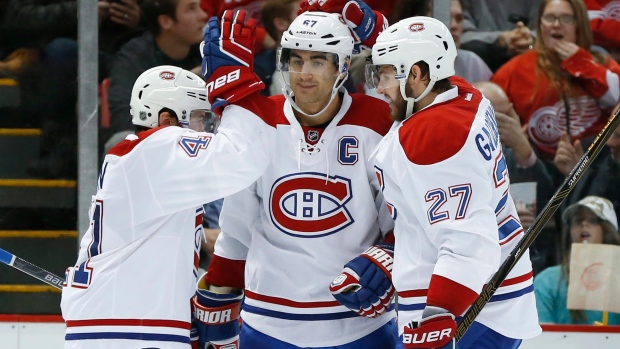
[402,306,456,349]
[298,0,387,52]
[192,286,243,349]
[329,243,395,318]
[200,10,265,115]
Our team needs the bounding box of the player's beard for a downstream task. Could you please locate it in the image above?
[390,88,409,122]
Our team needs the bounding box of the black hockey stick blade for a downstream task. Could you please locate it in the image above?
[0,247,64,290]
[455,106,620,340]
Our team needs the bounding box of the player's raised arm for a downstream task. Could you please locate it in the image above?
[201,10,272,117]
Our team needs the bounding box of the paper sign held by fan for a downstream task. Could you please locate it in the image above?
[567,243,620,313]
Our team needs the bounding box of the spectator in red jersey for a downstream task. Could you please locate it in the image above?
[492,0,620,166]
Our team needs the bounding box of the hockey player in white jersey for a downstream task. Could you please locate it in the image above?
[61,11,277,349]
[362,17,542,349]
[191,10,400,349]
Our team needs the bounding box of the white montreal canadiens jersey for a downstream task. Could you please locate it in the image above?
[372,80,541,339]
[214,92,395,347]
[61,105,274,348]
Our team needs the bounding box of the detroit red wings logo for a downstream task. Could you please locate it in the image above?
[269,172,354,238]
[528,96,600,150]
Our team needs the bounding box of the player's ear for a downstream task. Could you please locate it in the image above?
[409,65,421,84]
[159,111,178,127]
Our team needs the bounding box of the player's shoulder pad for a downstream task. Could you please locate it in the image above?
[400,79,483,165]
[269,94,292,126]
[107,126,164,157]
[339,93,392,136]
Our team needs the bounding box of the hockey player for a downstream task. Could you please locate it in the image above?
[363,17,542,349]
[191,10,399,349]
[61,11,277,349]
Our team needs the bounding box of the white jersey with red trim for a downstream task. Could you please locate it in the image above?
[372,80,541,339]
[211,91,396,347]
[60,105,274,349]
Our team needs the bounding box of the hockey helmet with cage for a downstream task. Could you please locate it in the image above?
[367,16,457,117]
[277,12,355,117]
[130,65,215,132]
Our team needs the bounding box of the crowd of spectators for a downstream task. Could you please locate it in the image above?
[2,0,620,326]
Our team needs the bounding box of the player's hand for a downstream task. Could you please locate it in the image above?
[298,0,387,52]
[299,0,349,14]
[199,10,265,115]
[329,243,394,318]
[192,284,243,349]
[201,10,256,79]
[402,307,456,349]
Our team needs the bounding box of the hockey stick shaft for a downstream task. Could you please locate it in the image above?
[455,107,620,340]
[0,247,64,290]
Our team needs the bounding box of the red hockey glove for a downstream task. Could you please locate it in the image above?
[329,243,395,318]
[200,10,265,115]
[298,0,387,52]
[402,307,456,349]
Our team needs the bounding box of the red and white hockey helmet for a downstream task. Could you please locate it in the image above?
[367,16,457,116]
[130,66,215,132]
[277,12,354,117]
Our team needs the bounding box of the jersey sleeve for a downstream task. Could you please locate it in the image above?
[585,0,620,48]
[215,183,260,260]
[561,48,620,108]
[369,160,395,238]
[205,183,260,289]
[122,105,275,224]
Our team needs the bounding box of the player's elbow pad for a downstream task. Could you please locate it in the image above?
[192,287,243,349]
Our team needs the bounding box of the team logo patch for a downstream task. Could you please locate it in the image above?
[159,71,175,80]
[331,274,347,287]
[179,134,212,157]
[409,23,425,32]
[269,172,354,238]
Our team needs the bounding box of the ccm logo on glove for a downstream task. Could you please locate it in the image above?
[206,69,241,94]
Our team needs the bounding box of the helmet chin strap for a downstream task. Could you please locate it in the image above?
[398,76,437,119]
[284,72,348,118]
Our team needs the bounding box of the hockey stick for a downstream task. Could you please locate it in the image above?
[455,107,620,340]
[0,247,64,290]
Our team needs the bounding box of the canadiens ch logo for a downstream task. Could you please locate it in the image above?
[269,172,354,238]
[409,23,425,32]
[159,71,175,80]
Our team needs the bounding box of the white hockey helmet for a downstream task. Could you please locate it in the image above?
[130,65,215,131]
[277,11,354,117]
[367,16,457,117]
